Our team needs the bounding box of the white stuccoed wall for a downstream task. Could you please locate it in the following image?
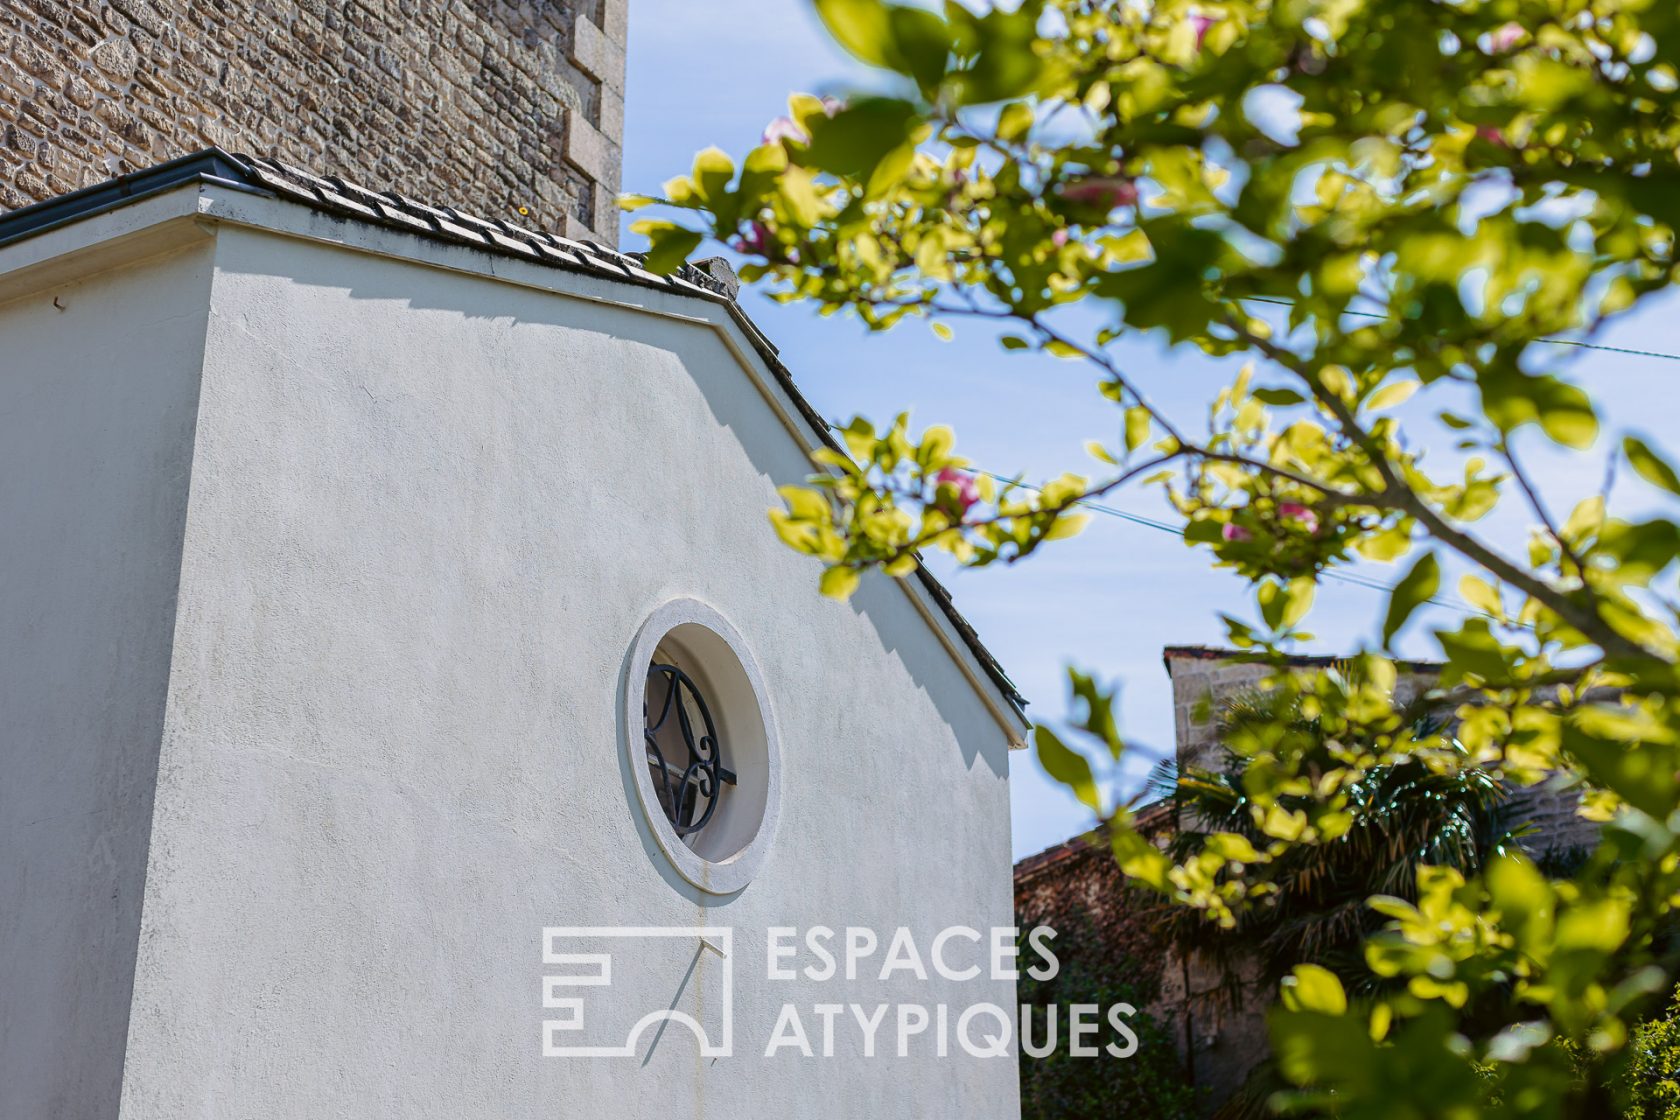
[0,241,216,1120]
[26,218,1024,1118]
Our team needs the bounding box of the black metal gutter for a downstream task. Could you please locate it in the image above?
[0,148,269,250]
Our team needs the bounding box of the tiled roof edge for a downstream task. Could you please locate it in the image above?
[1012,803,1174,881]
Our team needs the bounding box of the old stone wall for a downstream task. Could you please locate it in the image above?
[1164,645,1602,856]
[1014,821,1263,1115]
[1153,645,1601,1113]
[0,0,625,242]
[1164,646,1438,773]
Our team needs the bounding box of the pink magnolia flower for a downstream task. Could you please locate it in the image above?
[1222,523,1253,543]
[1278,502,1320,533]
[933,468,981,519]
[1057,176,1139,210]
[762,116,808,145]
[1190,14,1216,50]
[1488,22,1524,53]
[1051,228,1069,247]
[730,220,772,256]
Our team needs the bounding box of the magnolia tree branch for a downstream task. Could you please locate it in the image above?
[1019,314,1386,504]
[840,448,1190,575]
[1501,439,1589,581]
[1232,320,1660,662]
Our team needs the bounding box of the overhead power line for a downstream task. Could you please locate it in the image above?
[975,469,1493,621]
[821,418,1507,623]
[1238,295,1680,364]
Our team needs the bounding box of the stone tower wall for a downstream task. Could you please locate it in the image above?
[0,0,625,242]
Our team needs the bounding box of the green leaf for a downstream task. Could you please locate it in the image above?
[946,0,1054,103]
[1538,384,1599,449]
[1625,436,1680,497]
[813,0,950,90]
[1486,854,1553,954]
[777,167,828,226]
[1366,379,1418,413]
[803,98,920,182]
[778,484,828,522]
[1285,578,1316,628]
[1564,722,1680,820]
[1483,371,1598,449]
[1281,964,1348,1015]
[1382,552,1439,648]
[1124,406,1151,453]
[885,4,952,91]
[1069,669,1122,758]
[820,565,862,599]
[690,147,736,206]
[866,140,918,199]
[637,223,705,274]
[918,423,955,466]
[1258,578,1315,632]
[812,0,894,68]
[1435,618,1512,686]
[1034,724,1101,814]
[1110,820,1172,890]
[996,101,1035,142]
[1561,495,1604,549]
[1458,575,1503,619]
[1205,831,1264,863]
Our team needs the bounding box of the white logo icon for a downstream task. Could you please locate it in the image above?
[542,927,733,1058]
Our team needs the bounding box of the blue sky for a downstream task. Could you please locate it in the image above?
[620,0,1680,860]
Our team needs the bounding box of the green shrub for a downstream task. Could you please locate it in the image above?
[1016,909,1199,1120]
[1627,987,1680,1120]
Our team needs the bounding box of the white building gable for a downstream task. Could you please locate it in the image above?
[0,153,1028,1119]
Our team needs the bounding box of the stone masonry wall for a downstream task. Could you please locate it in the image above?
[0,0,626,242]
[1014,824,1267,1114]
[1165,647,1437,773]
[1157,646,1600,1112]
[1163,646,1601,855]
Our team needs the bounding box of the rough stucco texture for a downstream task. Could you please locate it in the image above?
[0,0,626,240]
[107,224,1020,1117]
[0,242,215,1120]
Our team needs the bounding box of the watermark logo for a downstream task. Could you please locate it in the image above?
[541,927,734,1058]
[541,924,1138,1061]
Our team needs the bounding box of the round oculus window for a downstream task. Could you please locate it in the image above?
[624,599,779,894]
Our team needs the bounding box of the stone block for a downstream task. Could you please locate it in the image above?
[570,11,622,92]
[597,0,628,45]
[596,83,622,144]
[561,104,610,183]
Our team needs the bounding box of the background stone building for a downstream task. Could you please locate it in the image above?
[0,0,624,242]
[1166,645,1601,861]
[1017,645,1605,1115]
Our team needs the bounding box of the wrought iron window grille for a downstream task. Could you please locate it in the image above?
[644,663,737,836]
